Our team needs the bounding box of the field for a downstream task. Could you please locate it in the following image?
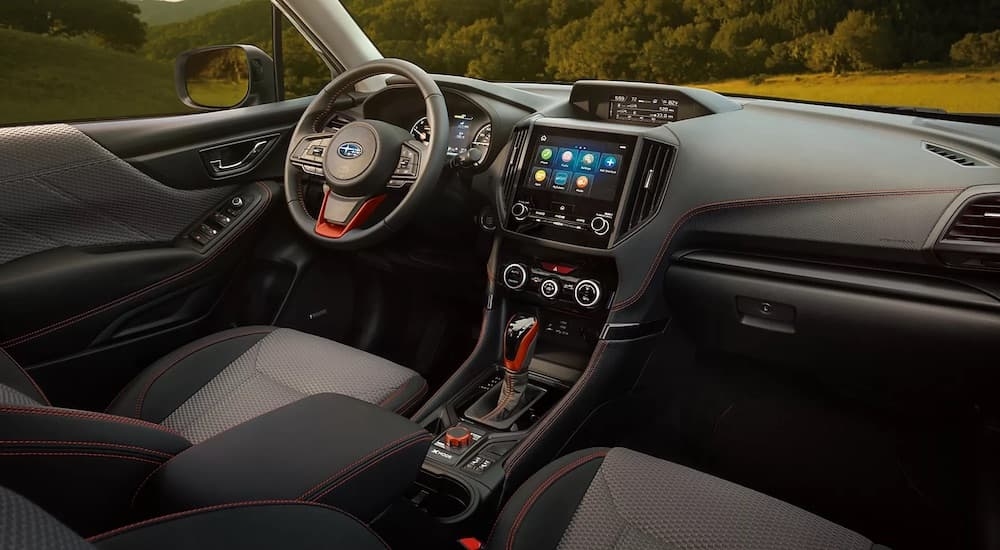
[703,67,1000,113]
[0,26,997,126]
[0,29,189,125]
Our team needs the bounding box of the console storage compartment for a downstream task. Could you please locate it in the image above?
[133,393,432,521]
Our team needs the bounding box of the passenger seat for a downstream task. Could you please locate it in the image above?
[488,447,889,550]
[0,485,387,550]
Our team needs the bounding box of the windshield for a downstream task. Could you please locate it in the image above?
[342,0,1000,114]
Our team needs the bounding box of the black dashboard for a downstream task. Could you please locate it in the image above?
[351,76,1000,330]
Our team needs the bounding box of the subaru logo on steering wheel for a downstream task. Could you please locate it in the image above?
[337,142,364,159]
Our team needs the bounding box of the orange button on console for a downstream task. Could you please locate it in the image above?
[444,427,473,448]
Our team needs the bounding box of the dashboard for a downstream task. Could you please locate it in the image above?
[350,76,1000,326]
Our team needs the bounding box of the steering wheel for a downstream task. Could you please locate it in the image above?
[284,59,448,248]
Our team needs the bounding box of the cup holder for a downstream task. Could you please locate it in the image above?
[406,470,476,524]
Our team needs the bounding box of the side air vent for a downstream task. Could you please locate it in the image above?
[942,195,1000,244]
[501,126,530,204]
[618,140,675,238]
[325,114,354,132]
[923,142,989,167]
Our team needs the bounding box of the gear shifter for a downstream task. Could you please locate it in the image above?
[484,314,539,420]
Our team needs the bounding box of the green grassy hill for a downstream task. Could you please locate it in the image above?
[704,67,1000,114]
[129,0,248,25]
[0,28,190,125]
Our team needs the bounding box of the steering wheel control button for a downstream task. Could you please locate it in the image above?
[590,216,611,236]
[574,280,602,308]
[540,279,560,299]
[511,202,529,221]
[444,427,473,448]
[503,264,528,290]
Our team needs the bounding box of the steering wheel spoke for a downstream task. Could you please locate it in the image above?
[315,189,386,239]
[389,140,426,189]
[290,134,335,176]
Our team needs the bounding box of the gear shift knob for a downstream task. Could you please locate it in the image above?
[503,314,539,373]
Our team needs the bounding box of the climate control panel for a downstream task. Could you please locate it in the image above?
[501,261,605,309]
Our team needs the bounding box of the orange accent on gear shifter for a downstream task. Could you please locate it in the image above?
[503,320,539,373]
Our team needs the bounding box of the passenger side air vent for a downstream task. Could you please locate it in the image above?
[942,195,1000,244]
[617,140,675,238]
[923,142,989,167]
[501,126,530,204]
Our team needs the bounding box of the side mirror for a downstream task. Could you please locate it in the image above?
[175,45,277,111]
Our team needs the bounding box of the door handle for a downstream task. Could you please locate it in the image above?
[209,140,269,173]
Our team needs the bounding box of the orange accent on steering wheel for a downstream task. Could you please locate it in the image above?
[315,194,386,239]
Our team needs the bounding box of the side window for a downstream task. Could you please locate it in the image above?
[0,1,329,126]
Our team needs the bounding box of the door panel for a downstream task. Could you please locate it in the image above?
[0,100,307,409]
[0,124,234,264]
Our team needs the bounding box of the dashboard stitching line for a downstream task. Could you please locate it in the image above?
[0,182,273,349]
[611,187,964,311]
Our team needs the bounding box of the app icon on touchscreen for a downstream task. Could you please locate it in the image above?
[575,174,591,190]
[539,147,554,161]
[534,169,548,183]
[553,171,570,189]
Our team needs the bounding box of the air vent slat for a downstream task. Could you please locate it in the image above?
[923,142,989,167]
[617,140,675,241]
[943,195,1000,245]
[500,127,529,205]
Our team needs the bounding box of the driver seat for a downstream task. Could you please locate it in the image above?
[0,326,427,533]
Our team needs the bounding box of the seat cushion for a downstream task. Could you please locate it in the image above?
[0,483,388,550]
[107,326,426,443]
[489,447,882,550]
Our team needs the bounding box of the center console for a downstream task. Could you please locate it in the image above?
[408,118,672,532]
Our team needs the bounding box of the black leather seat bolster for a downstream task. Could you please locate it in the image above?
[0,347,50,404]
[89,501,389,550]
[105,326,275,422]
[0,406,191,536]
[134,393,432,522]
[487,448,608,550]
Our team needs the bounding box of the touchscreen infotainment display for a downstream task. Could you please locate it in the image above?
[507,127,636,248]
[522,133,630,203]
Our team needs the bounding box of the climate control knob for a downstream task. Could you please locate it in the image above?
[539,278,560,299]
[511,202,529,221]
[574,280,602,308]
[590,216,610,236]
[502,263,528,290]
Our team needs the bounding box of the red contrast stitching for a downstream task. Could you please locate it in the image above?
[383,379,429,416]
[0,182,273,349]
[490,451,607,550]
[0,440,172,459]
[310,435,433,501]
[0,406,182,436]
[0,347,50,405]
[298,431,430,500]
[0,451,163,466]
[611,187,962,311]
[133,328,273,419]
[503,342,608,480]
[88,499,390,549]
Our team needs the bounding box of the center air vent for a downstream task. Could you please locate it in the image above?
[617,140,675,239]
[942,195,1000,244]
[500,127,529,204]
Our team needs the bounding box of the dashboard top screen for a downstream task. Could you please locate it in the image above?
[609,94,679,125]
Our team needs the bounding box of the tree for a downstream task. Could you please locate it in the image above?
[0,0,146,51]
[950,31,1000,66]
